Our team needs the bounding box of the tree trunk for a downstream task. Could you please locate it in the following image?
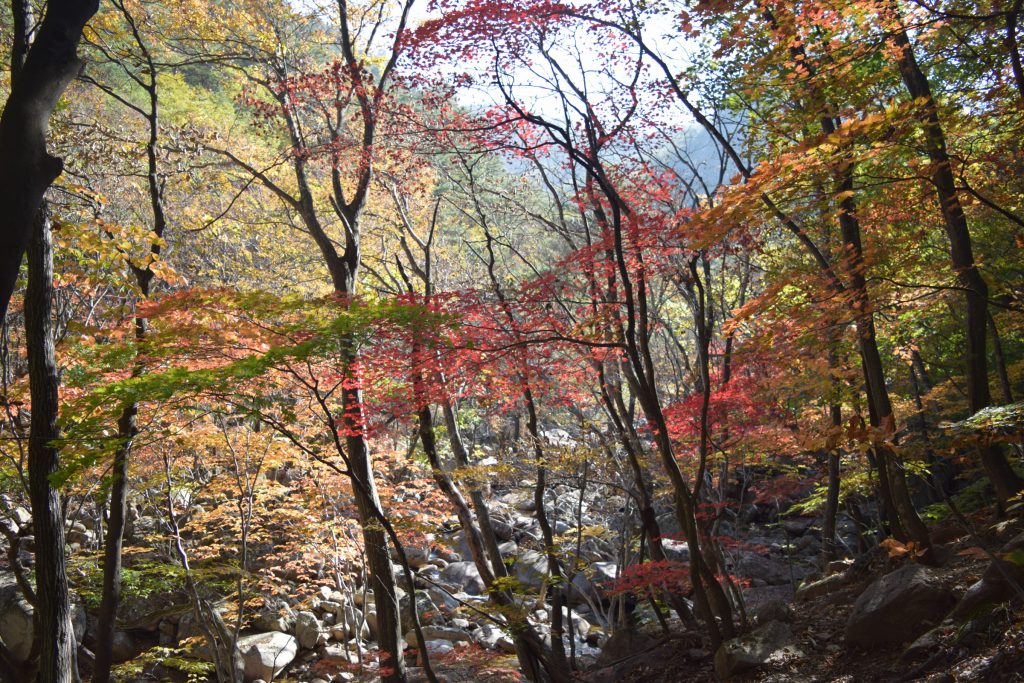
[0,0,98,320]
[26,204,75,683]
[344,381,405,683]
[987,312,1014,405]
[890,9,1023,505]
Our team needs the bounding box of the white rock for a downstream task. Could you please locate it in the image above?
[237,631,298,682]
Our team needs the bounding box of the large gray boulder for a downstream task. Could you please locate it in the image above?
[253,597,296,633]
[0,575,34,661]
[714,621,803,678]
[567,561,618,606]
[236,631,297,682]
[406,625,473,644]
[0,573,86,661]
[473,624,515,653]
[845,564,956,645]
[439,562,485,596]
[513,550,550,590]
[400,590,441,633]
[293,611,321,649]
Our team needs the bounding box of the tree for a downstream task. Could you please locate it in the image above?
[0,0,98,321]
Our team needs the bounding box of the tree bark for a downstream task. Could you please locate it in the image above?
[0,0,98,320]
[26,204,75,683]
[890,9,1023,505]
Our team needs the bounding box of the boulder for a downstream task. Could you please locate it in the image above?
[293,611,321,649]
[0,574,86,661]
[950,532,1024,620]
[110,630,136,663]
[513,550,550,591]
[439,562,485,596]
[0,575,34,661]
[567,561,618,606]
[661,539,689,563]
[473,624,515,653]
[236,631,297,682]
[400,591,441,633]
[253,597,296,633]
[795,572,849,601]
[732,551,806,586]
[423,639,454,655]
[714,621,804,679]
[752,599,795,625]
[406,625,473,644]
[845,564,955,645]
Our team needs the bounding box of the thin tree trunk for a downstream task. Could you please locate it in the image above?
[94,10,166,674]
[987,312,1014,405]
[890,7,1023,505]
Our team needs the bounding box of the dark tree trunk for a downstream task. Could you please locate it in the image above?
[987,312,1014,405]
[891,11,1023,505]
[0,0,98,320]
[26,204,75,683]
[822,349,842,564]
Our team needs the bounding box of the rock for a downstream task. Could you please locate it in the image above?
[902,626,944,661]
[845,564,956,645]
[795,572,849,601]
[110,630,136,663]
[400,591,441,633]
[714,621,804,678]
[661,539,689,563]
[597,625,660,667]
[403,546,433,569]
[254,597,296,633]
[513,550,550,591]
[782,517,815,537]
[236,631,298,682]
[568,561,618,606]
[423,639,454,655]
[752,599,795,625]
[319,643,361,666]
[10,507,31,528]
[333,604,368,640]
[514,498,537,513]
[294,611,321,649]
[0,574,34,661]
[950,532,1024,620]
[439,562,485,596]
[733,551,806,586]
[474,624,516,653]
[364,607,379,639]
[406,626,473,644]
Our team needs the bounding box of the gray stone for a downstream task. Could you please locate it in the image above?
[254,598,296,633]
[405,625,473,644]
[400,591,441,633]
[439,562,485,596]
[0,574,34,661]
[293,610,321,649]
[10,507,31,528]
[110,630,136,663]
[423,639,454,655]
[473,624,515,653]
[795,572,849,601]
[236,631,298,682]
[845,564,955,645]
[752,599,795,625]
[714,621,804,678]
[568,561,618,606]
[513,550,550,590]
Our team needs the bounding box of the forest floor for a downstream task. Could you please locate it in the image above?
[568,515,1024,683]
